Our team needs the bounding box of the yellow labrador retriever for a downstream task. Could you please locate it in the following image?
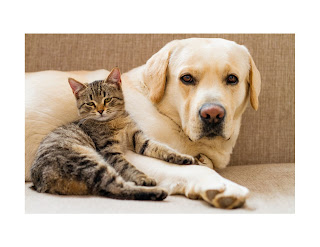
[25,38,260,209]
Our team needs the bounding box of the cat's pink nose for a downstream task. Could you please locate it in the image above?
[98,110,104,114]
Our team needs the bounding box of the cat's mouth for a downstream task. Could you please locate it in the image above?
[94,112,118,121]
[82,114,109,121]
[95,115,111,121]
[81,111,120,122]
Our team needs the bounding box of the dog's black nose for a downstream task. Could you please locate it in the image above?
[199,103,225,125]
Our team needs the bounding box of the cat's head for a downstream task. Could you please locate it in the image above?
[68,67,124,121]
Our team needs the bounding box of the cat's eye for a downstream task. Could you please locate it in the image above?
[86,102,96,107]
[104,98,112,104]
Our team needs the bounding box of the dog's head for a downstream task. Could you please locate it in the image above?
[143,38,261,141]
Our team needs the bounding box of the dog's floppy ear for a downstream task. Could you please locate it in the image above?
[143,40,177,104]
[248,53,261,111]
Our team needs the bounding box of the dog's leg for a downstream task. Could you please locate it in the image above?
[125,151,249,209]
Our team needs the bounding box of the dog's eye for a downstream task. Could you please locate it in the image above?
[86,102,96,107]
[180,74,195,85]
[226,74,239,85]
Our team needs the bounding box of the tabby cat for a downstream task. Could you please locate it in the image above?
[31,68,197,200]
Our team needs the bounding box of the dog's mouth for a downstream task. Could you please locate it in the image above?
[199,131,223,140]
[186,129,224,142]
[200,123,224,139]
[204,132,219,138]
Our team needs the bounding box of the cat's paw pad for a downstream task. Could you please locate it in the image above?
[166,153,196,165]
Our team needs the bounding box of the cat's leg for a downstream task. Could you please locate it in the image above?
[125,151,249,209]
[131,130,197,165]
[31,144,167,200]
[195,153,214,169]
[99,140,157,186]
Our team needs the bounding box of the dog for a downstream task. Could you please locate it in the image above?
[25,38,261,209]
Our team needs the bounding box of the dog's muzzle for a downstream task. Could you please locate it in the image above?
[199,103,226,138]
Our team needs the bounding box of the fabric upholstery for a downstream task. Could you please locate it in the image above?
[25,163,295,214]
[25,34,295,166]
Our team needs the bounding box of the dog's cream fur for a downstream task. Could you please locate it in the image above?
[25,38,261,209]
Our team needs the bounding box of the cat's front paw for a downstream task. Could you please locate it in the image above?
[195,154,214,169]
[131,174,157,187]
[165,153,196,165]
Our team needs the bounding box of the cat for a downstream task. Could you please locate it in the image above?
[30,67,198,200]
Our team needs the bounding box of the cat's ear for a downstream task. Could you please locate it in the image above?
[68,78,87,99]
[105,67,121,89]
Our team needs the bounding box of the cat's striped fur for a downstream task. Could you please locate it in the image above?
[31,68,197,200]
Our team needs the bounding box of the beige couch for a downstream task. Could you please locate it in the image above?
[25,34,294,213]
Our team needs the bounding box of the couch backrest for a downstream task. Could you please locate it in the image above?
[25,34,295,165]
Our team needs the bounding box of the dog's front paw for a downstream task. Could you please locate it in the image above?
[201,179,249,209]
[166,153,196,165]
[184,172,249,209]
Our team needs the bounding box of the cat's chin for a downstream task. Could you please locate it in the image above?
[93,114,115,121]
[87,115,107,121]
[80,115,109,121]
[81,112,118,122]
[96,117,111,121]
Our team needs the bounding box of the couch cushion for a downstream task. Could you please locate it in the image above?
[25,163,294,214]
